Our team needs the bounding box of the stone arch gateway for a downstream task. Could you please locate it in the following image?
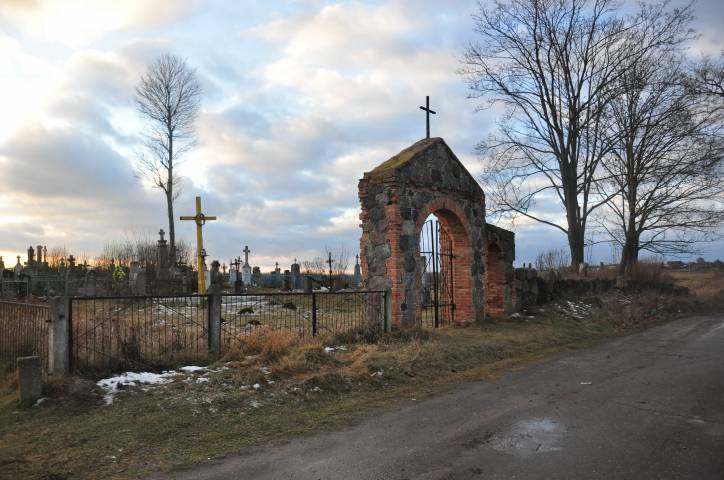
[358,137,516,328]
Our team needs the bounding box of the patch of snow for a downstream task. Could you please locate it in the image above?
[97,371,177,405]
[196,378,210,384]
[253,383,261,390]
[33,397,48,407]
[180,366,206,373]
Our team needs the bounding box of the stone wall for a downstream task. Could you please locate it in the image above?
[359,138,490,327]
[513,269,688,309]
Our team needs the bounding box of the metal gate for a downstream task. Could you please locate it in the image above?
[419,218,455,327]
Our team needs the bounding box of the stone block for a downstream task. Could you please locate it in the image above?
[17,356,42,403]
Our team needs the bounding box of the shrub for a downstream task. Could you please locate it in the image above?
[534,248,570,272]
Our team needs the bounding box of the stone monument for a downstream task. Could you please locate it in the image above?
[241,245,252,286]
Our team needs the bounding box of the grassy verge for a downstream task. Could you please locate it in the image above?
[0,288,713,480]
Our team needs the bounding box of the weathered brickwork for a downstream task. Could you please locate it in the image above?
[485,224,516,317]
[358,138,516,327]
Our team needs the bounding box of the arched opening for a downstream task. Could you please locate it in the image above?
[485,243,506,317]
[416,208,474,327]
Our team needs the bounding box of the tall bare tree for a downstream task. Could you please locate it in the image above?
[599,47,724,275]
[136,53,201,265]
[461,0,692,268]
[686,53,724,100]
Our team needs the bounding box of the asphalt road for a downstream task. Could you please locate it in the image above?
[160,315,724,480]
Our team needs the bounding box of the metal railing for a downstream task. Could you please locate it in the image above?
[69,294,208,375]
[0,300,49,372]
[68,290,387,375]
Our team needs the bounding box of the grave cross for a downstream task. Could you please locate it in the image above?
[419,95,436,139]
[243,245,251,266]
[180,196,217,293]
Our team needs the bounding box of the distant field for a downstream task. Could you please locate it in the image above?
[669,270,724,297]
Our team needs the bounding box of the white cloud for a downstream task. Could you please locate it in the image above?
[0,0,192,48]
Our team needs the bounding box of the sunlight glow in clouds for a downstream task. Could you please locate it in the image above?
[0,0,722,269]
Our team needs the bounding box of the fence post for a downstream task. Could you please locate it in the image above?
[384,289,392,333]
[312,292,317,337]
[207,288,222,356]
[48,296,70,376]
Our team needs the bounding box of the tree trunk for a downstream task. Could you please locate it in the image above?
[563,168,585,270]
[167,193,176,266]
[167,132,176,265]
[619,212,639,277]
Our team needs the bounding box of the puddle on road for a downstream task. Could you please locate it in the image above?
[491,418,564,456]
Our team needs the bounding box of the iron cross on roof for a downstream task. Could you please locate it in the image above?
[419,95,436,139]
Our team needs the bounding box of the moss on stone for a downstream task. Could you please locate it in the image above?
[366,137,441,181]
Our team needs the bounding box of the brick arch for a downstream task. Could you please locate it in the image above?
[358,138,489,328]
[413,200,475,325]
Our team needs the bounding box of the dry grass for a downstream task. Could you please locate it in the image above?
[225,328,299,362]
[670,270,724,309]
[0,288,715,480]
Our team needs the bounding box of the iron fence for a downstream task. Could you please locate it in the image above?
[0,300,49,373]
[68,290,386,375]
[70,295,208,375]
[219,291,386,346]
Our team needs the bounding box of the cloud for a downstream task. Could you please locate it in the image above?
[1,0,723,270]
[0,0,193,48]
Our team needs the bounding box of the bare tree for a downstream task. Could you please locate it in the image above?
[136,53,201,265]
[45,246,69,269]
[534,248,570,272]
[461,0,692,268]
[599,45,724,275]
[686,53,724,99]
[302,245,351,288]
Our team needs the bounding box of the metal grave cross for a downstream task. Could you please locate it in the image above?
[419,95,436,139]
[180,196,217,293]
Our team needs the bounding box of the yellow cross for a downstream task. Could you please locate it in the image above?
[180,196,217,293]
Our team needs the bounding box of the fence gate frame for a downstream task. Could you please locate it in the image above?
[419,218,455,327]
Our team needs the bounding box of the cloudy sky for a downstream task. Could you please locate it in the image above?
[1,0,723,271]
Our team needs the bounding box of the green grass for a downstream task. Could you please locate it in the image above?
[0,289,710,480]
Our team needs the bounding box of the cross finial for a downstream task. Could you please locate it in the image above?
[356,254,359,265]
[419,95,436,139]
[159,229,165,241]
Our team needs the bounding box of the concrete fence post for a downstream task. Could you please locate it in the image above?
[48,296,70,376]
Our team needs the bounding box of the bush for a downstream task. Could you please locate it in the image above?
[534,248,570,272]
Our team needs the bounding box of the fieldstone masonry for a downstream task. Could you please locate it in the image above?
[359,138,516,328]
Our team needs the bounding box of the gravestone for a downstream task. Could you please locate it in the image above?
[157,229,170,280]
[241,246,252,286]
[283,270,292,291]
[36,245,43,265]
[353,254,362,288]
[132,270,147,295]
[291,259,301,290]
[0,256,4,271]
[14,257,22,278]
[252,266,261,286]
[27,246,35,268]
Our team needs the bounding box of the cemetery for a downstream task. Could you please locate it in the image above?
[1,136,521,378]
[1,1,722,478]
